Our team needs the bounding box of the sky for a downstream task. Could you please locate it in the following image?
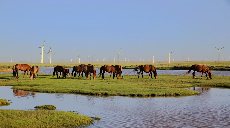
[0,0,230,63]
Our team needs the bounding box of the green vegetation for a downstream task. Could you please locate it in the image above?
[1,61,230,71]
[34,105,56,110]
[1,72,230,97]
[0,99,10,105]
[0,109,93,128]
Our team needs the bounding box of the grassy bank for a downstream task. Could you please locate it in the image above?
[0,109,93,128]
[1,61,230,71]
[1,72,230,97]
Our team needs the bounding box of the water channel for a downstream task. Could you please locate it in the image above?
[1,68,230,127]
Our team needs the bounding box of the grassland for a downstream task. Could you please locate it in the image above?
[1,61,230,72]
[1,72,230,97]
[0,109,93,128]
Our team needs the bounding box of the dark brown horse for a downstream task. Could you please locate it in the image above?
[86,64,96,80]
[72,65,84,77]
[30,66,39,80]
[136,65,157,79]
[53,65,66,78]
[113,65,123,79]
[64,69,70,77]
[99,65,122,79]
[186,64,212,79]
[13,64,31,78]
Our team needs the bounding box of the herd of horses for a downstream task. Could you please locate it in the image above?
[11,63,213,80]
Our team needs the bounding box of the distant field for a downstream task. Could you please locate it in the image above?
[1,61,230,71]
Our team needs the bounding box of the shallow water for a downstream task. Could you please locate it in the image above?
[1,86,230,127]
[2,67,230,76]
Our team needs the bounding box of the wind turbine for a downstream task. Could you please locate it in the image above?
[78,55,80,63]
[169,51,174,63]
[47,47,55,64]
[215,47,224,62]
[38,40,45,63]
[114,48,121,64]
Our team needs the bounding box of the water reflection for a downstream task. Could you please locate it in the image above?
[0,86,230,127]
[13,89,37,98]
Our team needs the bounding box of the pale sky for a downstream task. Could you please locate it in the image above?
[1,0,230,63]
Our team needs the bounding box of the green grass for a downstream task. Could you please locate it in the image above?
[0,109,93,128]
[34,105,56,110]
[2,72,230,97]
[0,99,10,105]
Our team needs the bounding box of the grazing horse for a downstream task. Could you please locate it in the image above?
[72,65,84,77]
[185,64,212,79]
[113,65,123,79]
[86,65,96,80]
[30,66,39,80]
[53,66,66,78]
[13,64,31,78]
[136,65,157,79]
[99,65,121,79]
[64,68,70,77]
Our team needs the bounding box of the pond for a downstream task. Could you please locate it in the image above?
[0,86,230,127]
[1,67,230,76]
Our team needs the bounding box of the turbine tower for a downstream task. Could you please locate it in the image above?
[38,45,45,63]
[215,47,224,62]
[38,40,45,63]
[47,47,55,64]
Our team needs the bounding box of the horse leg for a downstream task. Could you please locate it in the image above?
[151,72,153,79]
[113,72,115,79]
[142,71,144,78]
[27,70,29,78]
[201,72,203,79]
[193,72,196,78]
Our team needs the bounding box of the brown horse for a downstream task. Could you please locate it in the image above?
[99,65,122,79]
[30,66,39,80]
[86,64,96,80]
[72,65,84,77]
[53,65,66,78]
[113,65,123,79]
[185,64,212,79]
[13,64,31,78]
[136,65,157,79]
[64,68,70,77]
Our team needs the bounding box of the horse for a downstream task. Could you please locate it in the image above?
[99,65,121,79]
[53,65,67,78]
[185,64,212,79]
[64,68,70,77]
[135,65,157,79]
[13,64,31,78]
[113,65,123,79]
[86,64,96,80]
[72,65,84,77]
[30,66,39,80]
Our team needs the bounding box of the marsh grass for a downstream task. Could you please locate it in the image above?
[0,99,10,105]
[2,72,230,97]
[0,109,93,128]
[34,105,56,110]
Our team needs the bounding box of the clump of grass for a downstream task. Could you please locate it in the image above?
[0,109,93,128]
[34,105,56,110]
[0,99,10,105]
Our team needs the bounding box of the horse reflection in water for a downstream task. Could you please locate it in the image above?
[192,87,211,93]
[13,90,37,98]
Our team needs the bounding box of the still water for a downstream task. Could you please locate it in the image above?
[0,86,230,127]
